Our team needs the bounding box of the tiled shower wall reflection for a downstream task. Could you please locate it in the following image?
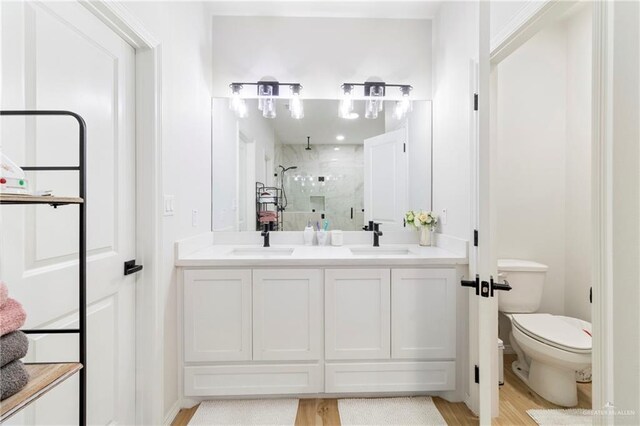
[276,144,365,231]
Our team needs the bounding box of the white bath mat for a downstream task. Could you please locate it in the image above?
[527,408,593,425]
[338,397,447,425]
[188,399,299,425]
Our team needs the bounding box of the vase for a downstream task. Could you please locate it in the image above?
[419,227,432,246]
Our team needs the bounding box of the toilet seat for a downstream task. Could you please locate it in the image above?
[511,314,591,354]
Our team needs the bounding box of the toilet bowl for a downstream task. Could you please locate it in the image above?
[498,259,592,407]
[507,313,591,407]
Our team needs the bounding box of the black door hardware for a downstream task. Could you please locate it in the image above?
[461,275,480,296]
[124,259,143,276]
[490,276,512,297]
[461,275,511,298]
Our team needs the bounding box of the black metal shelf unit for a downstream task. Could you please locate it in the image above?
[256,182,283,231]
[0,110,87,426]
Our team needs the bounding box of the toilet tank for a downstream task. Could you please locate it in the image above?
[497,259,548,313]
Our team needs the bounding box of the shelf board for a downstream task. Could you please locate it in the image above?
[0,194,83,205]
[0,362,83,422]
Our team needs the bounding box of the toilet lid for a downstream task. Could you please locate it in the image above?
[512,314,592,353]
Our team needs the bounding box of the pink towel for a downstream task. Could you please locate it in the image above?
[0,282,7,307]
[0,299,26,336]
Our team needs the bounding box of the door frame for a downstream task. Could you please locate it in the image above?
[477,0,614,421]
[78,2,164,425]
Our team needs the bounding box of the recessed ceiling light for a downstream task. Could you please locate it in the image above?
[334,147,340,151]
[336,135,345,141]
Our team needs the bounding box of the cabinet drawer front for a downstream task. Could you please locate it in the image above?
[325,361,455,393]
[325,269,391,360]
[253,269,323,361]
[184,364,323,396]
[183,269,252,362]
[391,268,456,359]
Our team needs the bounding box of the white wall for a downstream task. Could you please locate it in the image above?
[564,5,592,322]
[120,2,213,419]
[495,21,568,317]
[211,16,432,99]
[495,8,593,342]
[432,1,477,240]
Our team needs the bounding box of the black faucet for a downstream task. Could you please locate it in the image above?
[363,220,374,231]
[261,224,270,247]
[373,223,383,247]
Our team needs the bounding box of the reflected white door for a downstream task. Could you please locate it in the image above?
[0,1,136,424]
[364,129,408,231]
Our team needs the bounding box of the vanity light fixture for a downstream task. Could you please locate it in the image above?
[336,135,345,141]
[228,80,304,119]
[338,82,413,120]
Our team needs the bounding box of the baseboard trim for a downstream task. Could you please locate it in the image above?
[164,400,181,426]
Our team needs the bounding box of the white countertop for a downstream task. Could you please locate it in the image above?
[175,243,468,267]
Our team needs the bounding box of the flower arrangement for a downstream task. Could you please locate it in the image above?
[406,210,438,246]
[405,210,438,231]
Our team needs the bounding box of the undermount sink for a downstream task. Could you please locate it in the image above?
[230,247,295,257]
[349,247,413,256]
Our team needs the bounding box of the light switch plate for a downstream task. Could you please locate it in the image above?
[192,209,199,227]
[164,195,175,216]
[441,208,448,225]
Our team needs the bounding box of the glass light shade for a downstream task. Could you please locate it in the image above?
[258,84,273,111]
[262,98,276,118]
[289,96,304,119]
[365,84,384,119]
[338,84,354,119]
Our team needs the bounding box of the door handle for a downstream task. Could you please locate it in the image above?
[124,259,143,276]
[490,276,511,297]
[461,275,481,296]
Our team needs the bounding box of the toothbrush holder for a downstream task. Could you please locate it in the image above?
[316,230,329,246]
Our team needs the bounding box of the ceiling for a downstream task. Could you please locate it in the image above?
[252,99,386,145]
[207,1,442,20]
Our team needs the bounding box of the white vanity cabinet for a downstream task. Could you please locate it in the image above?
[183,269,252,362]
[182,265,458,397]
[391,268,457,359]
[253,269,323,361]
[323,268,456,393]
[325,269,391,360]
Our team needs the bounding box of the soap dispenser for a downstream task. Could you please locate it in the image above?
[303,221,314,246]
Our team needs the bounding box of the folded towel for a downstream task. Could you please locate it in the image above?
[0,331,28,367]
[0,360,29,400]
[0,298,27,336]
[0,281,7,307]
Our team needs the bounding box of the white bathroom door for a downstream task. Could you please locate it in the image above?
[0,1,136,424]
[467,1,500,423]
[364,129,408,231]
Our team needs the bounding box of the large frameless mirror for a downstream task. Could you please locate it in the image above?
[212,98,432,232]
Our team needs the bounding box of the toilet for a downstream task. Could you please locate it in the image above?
[498,259,592,407]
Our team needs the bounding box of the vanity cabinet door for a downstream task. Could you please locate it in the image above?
[183,269,252,362]
[253,269,323,361]
[325,269,391,360]
[391,268,456,359]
